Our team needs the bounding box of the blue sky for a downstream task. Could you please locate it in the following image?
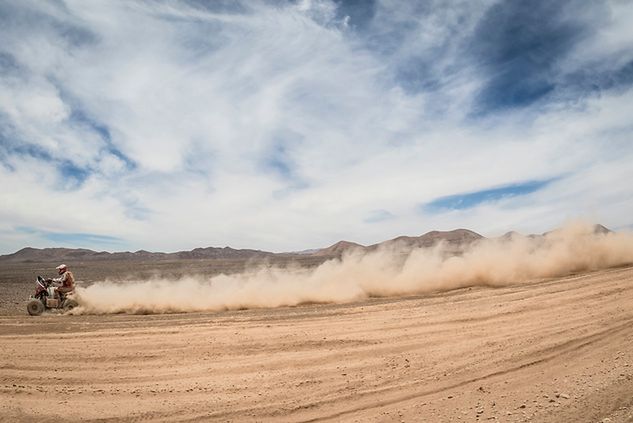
[0,0,632,254]
[424,179,557,212]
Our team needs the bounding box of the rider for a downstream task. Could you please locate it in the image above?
[52,264,75,299]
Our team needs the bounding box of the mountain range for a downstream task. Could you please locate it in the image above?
[0,225,611,263]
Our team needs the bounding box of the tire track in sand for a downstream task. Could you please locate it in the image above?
[0,266,632,422]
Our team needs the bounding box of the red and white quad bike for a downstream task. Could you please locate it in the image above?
[27,276,79,316]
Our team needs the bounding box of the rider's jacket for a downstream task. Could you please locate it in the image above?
[53,271,75,289]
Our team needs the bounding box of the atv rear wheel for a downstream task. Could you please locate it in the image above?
[63,298,79,312]
[27,299,45,316]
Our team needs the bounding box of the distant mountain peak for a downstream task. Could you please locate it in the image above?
[314,240,366,257]
[593,224,611,234]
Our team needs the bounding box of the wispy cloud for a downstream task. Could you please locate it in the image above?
[0,0,632,254]
[16,226,125,249]
[42,232,123,246]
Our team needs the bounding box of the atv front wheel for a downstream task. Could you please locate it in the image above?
[63,299,79,312]
[27,299,45,316]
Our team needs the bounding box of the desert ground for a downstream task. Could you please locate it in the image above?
[0,264,632,422]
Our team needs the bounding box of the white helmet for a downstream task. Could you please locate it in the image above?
[56,264,67,272]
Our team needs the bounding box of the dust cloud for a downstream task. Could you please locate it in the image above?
[73,222,633,314]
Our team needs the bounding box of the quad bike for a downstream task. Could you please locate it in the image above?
[26,276,78,316]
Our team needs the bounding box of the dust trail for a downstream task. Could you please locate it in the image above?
[73,222,633,314]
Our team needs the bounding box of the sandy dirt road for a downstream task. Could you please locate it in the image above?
[1,266,632,422]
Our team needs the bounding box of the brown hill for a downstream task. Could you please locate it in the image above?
[0,225,612,263]
[175,247,273,260]
[592,224,611,234]
[315,229,484,257]
[498,224,612,242]
[314,241,366,257]
[370,229,484,251]
[0,230,485,262]
[498,231,519,242]
[542,223,611,237]
[0,247,100,262]
[0,246,273,263]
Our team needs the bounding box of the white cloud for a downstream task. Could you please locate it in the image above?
[0,0,632,254]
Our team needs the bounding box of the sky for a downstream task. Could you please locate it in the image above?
[1,0,632,254]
